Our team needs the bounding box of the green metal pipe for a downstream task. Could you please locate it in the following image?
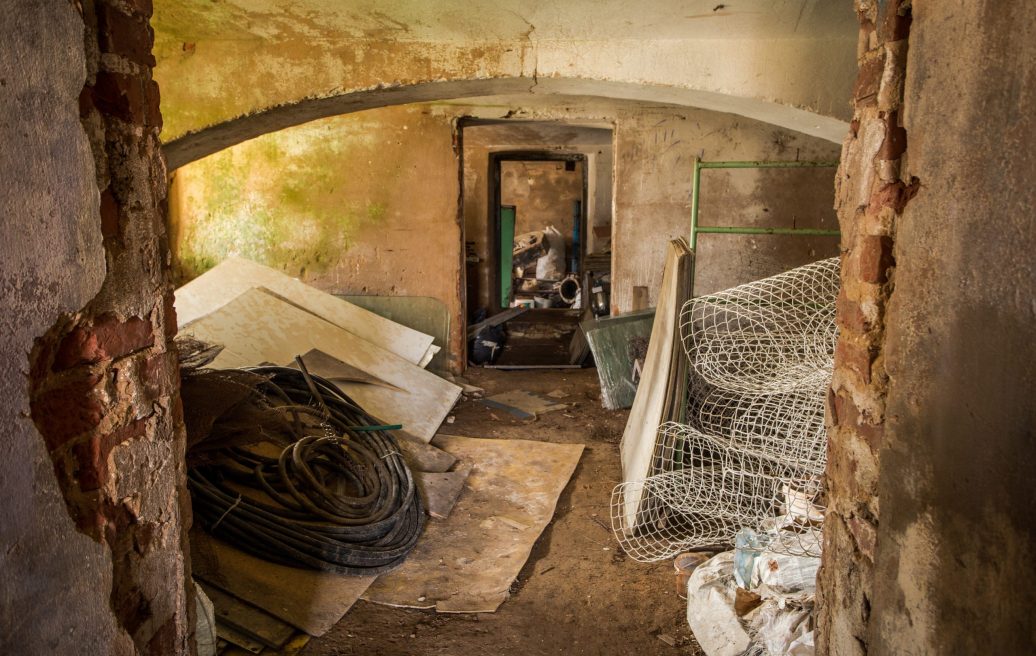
[690,159,703,251]
[696,226,841,237]
[697,160,839,169]
[688,158,841,296]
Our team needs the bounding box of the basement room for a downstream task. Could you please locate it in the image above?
[2,2,1034,656]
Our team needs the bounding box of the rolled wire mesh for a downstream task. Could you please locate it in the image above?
[613,258,838,562]
[680,258,839,395]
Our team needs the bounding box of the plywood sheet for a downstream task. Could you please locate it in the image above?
[174,256,436,366]
[619,240,693,530]
[191,528,375,637]
[286,348,398,390]
[415,463,473,520]
[362,435,583,613]
[199,583,294,649]
[181,288,461,443]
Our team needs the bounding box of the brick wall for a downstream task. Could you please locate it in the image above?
[27,1,191,653]
[816,1,915,654]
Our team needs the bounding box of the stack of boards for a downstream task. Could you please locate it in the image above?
[176,257,461,445]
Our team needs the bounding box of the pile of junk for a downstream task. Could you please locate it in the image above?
[510,226,609,314]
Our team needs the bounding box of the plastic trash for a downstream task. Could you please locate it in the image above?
[685,551,751,656]
[734,528,770,588]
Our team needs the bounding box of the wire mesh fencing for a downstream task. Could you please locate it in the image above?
[612,258,839,561]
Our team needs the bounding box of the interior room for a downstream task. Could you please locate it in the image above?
[2,2,1033,655]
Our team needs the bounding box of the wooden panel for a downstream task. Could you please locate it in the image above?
[175,256,436,366]
[619,239,694,530]
[363,435,583,613]
[191,528,375,637]
[181,287,461,443]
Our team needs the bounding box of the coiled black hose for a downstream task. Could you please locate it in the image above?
[187,361,425,575]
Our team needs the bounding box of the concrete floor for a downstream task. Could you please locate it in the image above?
[300,367,703,656]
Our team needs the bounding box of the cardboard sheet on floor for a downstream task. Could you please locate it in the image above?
[415,463,473,519]
[181,288,461,443]
[174,256,436,366]
[619,239,693,531]
[480,390,568,419]
[191,528,375,637]
[199,583,295,650]
[362,435,583,613]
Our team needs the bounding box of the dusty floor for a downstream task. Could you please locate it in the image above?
[301,367,702,656]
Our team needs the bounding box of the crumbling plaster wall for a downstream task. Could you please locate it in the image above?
[612,106,841,312]
[820,0,1036,654]
[150,0,857,154]
[169,105,465,372]
[1,1,190,654]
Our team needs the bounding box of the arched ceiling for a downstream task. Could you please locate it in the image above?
[153,0,858,166]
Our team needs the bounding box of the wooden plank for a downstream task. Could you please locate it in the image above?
[174,256,436,366]
[199,583,295,649]
[285,348,399,390]
[191,528,376,637]
[396,433,458,473]
[215,623,263,654]
[415,463,473,520]
[362,435,583,613]
[619,239,694,531]
[181,288,461,443]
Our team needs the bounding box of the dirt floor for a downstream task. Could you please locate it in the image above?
[301,367,703,656]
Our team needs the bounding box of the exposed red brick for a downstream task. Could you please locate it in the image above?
[857,235,895,284]
[145,79,162,130]
[92,71,146,125]
[857,420,885,453]
[837,288,870,333]
[853,54,886,105]
[54,313,154,370]
[878,0,912,42]
[140,351,176,399]
[162,291,178,339]
[97,3,155,67]
[33,372,106,449]
[848,516,878,561]
[877,110,908,160]
[73,418,148,491]
[836,339,876,385]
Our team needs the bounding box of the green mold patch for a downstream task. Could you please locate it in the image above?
[171,115,403,281]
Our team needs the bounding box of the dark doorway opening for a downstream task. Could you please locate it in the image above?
[484,152,588,368]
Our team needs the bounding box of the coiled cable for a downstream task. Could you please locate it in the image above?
[187,360,425,575]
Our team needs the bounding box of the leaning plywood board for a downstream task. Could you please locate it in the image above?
[174,257,436,366]
[362,435,583,613]
[181,288,461,443]
[191,528,376,637]
[619,240,693,531]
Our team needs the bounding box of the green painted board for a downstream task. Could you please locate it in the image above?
[500,205,516,308]
[582,309,656,410]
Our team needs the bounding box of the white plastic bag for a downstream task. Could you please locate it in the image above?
[536,225,566,281]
